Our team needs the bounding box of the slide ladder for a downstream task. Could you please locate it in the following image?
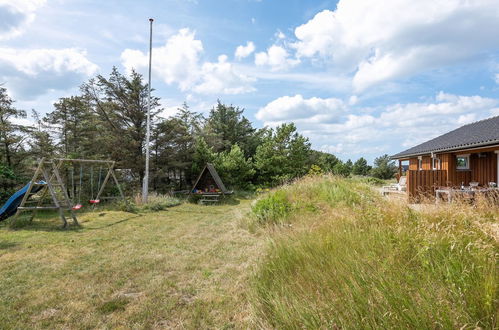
[13,158,78,228]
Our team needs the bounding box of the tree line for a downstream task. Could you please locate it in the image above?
[0,68,397,201]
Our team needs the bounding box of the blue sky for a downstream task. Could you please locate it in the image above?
[1,0,499,162]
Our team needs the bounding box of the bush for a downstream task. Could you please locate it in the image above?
[116,199,139,213]
[142,195,181,212]
[252,190,292,225]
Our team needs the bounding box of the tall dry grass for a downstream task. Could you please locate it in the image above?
[251,175,498,329]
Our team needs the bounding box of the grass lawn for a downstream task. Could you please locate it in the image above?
[0,199,262,328]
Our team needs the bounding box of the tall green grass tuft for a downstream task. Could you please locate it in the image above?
[251,175,498,329]
[252,190,292,225]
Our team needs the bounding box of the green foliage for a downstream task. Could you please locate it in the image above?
[307,164,323,176]
[332,161,351,176]
[252,190,292,224]
[191,137,216,176]
[309,151,340,173]
[116,199,139,213]
[142,195,181,211]
[204,101,260,157]
[352,157,371,175]
[0,164,18,204]
[214,144,255,189]
[254,123,311,186]
[371,154,398,179]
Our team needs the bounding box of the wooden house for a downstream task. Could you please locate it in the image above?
[391,116,499,200]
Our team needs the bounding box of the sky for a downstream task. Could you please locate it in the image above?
[1,0,499,162]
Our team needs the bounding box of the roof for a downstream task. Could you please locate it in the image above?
[191,163,229,193]
[391,116,499,159]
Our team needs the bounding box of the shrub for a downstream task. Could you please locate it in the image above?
[142,194,181,212]
[252,190,292,225]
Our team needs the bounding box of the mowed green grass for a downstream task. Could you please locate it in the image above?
[0,200,262,328]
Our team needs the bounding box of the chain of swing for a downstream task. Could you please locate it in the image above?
[69,165,103,210]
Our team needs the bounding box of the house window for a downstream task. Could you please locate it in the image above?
[456,154,470,170]
[432,157,440,170]
[418,156,423,170]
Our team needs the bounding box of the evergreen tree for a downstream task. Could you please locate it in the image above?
[0,86,26,168]
[204,101,259,157]
[352,157,371,176]
[254,123,311,186]
[191,137,216,177]
[82,67,161,185]
[44,96,99,158]
[214,144,255,189]
[371,154,398,179]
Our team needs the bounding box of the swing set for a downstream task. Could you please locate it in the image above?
[13,158,126,227]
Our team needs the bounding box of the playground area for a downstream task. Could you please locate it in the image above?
[0,200,261,328]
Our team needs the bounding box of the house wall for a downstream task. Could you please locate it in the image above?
[405,148,498,188]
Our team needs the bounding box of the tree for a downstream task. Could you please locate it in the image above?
[214,144,255,189]
[28,110,56,160]
[309,150,340,172]
[204,101,260,157]
[44,96,99,158]
[191,137,216,178]
[371,154,397,179]
[254,123,311,186]
[332,161,351,177]
[152,116,196,190]
[0,86,26,168]
[82,67,161,185]
[352,157,371,176]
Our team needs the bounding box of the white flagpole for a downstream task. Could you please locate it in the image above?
[142,18,153,203]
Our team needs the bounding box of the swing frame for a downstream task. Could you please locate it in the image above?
[56,159,126,209]
[14,158,127,227]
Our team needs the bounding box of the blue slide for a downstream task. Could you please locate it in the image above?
[0,182,46,222]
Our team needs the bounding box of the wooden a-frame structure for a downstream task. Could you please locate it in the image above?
[190,163,232,204]
[13,158,126,228]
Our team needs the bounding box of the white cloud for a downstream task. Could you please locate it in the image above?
[122,28,203,91]
[257,92,499,160]
[292,0,499,91]
[122,28,255,95]
[256,94,345,123]
[193,55,256,94]
[235,41,255,60]
[255,45,299,71]
[0,0,46,40]
[0,47,99,98]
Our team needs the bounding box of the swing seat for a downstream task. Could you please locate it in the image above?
[89,199,100,204]
[72,204,83,210]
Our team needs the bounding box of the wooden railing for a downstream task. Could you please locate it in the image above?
[407,170,447,201]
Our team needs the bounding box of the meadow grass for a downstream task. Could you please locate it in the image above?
[251,175,498,329]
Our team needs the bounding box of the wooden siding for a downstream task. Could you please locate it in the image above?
[404,150,497,201]
[409,158,418,170]
[407,170,447,201]
[470,152,497,185]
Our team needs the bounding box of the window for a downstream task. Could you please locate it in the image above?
[432,157,440,170]
[418,157,423,170]
[456,154,470,170]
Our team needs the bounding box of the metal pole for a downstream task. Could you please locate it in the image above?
[142,18,153,204]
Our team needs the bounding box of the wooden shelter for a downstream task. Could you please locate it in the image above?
[190,163,232,203]
[391,116,499,201]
